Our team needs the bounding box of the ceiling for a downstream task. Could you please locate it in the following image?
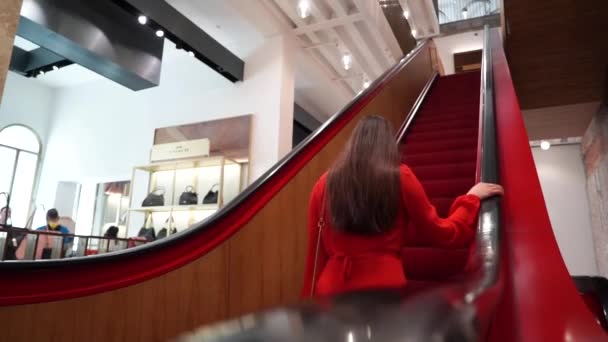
[505,0,608,110]
[8,0,432,120]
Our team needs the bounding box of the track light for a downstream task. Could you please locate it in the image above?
[403,10,409,19]
[462,7,468,19]
[297,0,310,19]
[540,140,551,150]
[342,54,352,70]
[138,15,148,25]
[155,30,164,38]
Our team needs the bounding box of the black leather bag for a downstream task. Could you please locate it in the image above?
[179,186,198,205]
[202,184,219,204]
[142,188,165,207]
[137,227,156,242]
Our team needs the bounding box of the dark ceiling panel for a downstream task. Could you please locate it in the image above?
[114,0,244,82]
[19,0,165,90]
[505,0,608,110]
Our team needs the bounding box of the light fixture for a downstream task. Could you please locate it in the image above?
[342,53,352,70]
[38,70,45,76]
[411,29,417,37]
[540,140,551,150]
[403,10,409,19]
[155,29,165,38]
[297,0,310,19]
[363,80,371,89]
[188,51,195,57]
[462,7,468,19]
[138,15,148,25]
[52,65,59,71]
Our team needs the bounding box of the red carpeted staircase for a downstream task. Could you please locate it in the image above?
[400,71,481,291]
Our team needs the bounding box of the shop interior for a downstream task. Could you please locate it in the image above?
[0,33,320,260]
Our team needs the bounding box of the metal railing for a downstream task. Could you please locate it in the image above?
[0,225,148,261]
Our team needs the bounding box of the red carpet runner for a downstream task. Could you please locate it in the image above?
[400,71,481,289]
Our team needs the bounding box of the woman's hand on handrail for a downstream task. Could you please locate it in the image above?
[467,183,504,200]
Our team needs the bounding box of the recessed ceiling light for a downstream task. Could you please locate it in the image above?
[297,0,310,19]
[403,10,409,19]
[462,8,468,19]
[411,29,417,37]
[155,30,164,38]
[188,51,195,57]
[342,54,352,70]
[38,70,45,76]
[540,140,551,150]
[363,80,371,89]
[52,65,59,71]
[138,15,148,25]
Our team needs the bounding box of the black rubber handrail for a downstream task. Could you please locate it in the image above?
[0,40,431,268]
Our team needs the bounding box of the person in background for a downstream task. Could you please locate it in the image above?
[36,208,73,246]
[302,116,503,297]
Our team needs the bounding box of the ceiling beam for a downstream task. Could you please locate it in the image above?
[322,1,385,79]
[273,0,355,94]
[293,13,363,34]
[113,0,244,83]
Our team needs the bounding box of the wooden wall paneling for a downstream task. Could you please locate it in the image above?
[0,0,23,104]
[0,44,434,342]
[522,101,600,140]
[505,0,608,110]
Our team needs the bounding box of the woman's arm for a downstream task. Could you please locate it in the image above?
[400,165,481,248]
[300,176,329,298]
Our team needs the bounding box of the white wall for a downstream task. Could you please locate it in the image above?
[31,35,296,233]
[0,72,56,144]
[532,144,598,276]
[433,29,483,75]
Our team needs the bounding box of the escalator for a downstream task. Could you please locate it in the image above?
[0,27,606,342]
[400,71,480,291]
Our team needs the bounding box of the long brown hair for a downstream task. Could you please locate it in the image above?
[326,116,401,235]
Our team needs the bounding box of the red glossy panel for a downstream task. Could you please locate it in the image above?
[486,29,606,341]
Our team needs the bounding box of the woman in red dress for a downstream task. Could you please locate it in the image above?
[302,116,503,297]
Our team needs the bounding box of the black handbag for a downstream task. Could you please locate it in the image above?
[142,188,165,207]
[137,214,156,241]
[179,186,198,205]
[157,216,175,239]
[202,184,219,204]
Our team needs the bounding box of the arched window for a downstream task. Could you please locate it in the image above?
[0,125,41,227]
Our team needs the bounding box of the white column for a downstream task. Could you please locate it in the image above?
[245,34,296,179]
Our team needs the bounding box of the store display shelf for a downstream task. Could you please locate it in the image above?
[130,204,219,212]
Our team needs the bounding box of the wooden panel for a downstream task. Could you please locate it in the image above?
[0,45,434,342]
[0,0,22,105]
[153,115,251,160]
[522,101,600,140]
[505,0,608,110]
[381,3,417,55]
[454,50,481,73]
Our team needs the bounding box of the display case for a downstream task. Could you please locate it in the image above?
[126,156,248,238]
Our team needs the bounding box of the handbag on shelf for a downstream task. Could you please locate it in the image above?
[157,215,175,239]
[179,185,198,205]
[202,184,219,205]
[137,214,156,242]
[142,187,165,207]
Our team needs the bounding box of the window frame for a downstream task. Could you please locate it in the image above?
[0,124,43,227]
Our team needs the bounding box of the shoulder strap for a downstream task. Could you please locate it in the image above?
[310,189,327,297]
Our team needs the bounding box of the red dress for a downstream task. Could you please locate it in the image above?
[301,164,481,297]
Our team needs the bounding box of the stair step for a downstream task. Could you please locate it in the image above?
[405,128,478,142]
[401,138,477,155]
[419,178,474,197]
[410,162,476,181]
[402,149,477,166]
